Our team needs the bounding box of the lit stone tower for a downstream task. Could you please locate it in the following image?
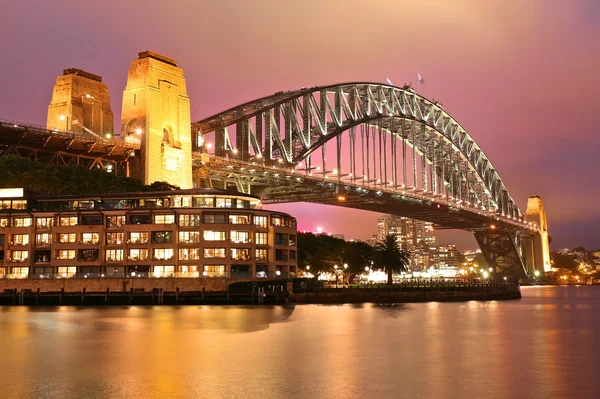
[47,69,114,137]
[120,51,192,189]
[525,196,551,272]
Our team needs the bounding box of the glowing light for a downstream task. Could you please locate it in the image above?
[135,128,142,134]
[483,271,489,278]
[256,154,262,159]
[490,224,496,230]
[337,195,346,201]
[232,149,238,155]
[534,270,540,277]
[59,115,66,121]
[203,271,208,277]
[343,263,348,269]
[316,227,323,233]
[206,143,212,149]
[306,265,310,270]
[334,265,338,270]
[276,270,281,276]
[332,169,338,174]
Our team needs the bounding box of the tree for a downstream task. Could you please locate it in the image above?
[342,240,375,283]
[375,234,411,285]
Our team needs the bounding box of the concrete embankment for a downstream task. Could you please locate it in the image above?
[289,289,521,304]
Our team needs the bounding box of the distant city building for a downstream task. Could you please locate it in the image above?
[431,244,459,269]
[377,215,435,268]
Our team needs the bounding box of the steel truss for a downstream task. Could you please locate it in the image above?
[193,82,521,221]
[474,232,527,278]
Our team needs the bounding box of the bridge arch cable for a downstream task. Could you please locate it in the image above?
[192,83,520,220]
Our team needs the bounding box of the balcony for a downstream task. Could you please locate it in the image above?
[8,258,28,263]
[127,256,148,261]
[35,241,51,247]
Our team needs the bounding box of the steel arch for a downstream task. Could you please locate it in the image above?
[193,82,520,220]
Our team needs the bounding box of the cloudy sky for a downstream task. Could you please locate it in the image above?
[1,0,598,249]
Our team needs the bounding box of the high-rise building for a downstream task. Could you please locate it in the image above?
[376,215,436,268]
[431,244,459,269]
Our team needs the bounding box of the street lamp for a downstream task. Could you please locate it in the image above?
[276,270,281,277]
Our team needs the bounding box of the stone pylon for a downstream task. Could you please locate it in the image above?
[120,51,193,189]
[525,196,551,272]
[47,69,114,137]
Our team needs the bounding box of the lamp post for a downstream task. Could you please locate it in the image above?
[534,270,540,284]
[343,263,348,286]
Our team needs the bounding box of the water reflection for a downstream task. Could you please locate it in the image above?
[1,287,600,399]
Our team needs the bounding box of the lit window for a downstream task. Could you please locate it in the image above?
[255,232,268,245]
[203,248,226,259]
[153,265,175,277]
[230,231,250,244]
[179,214,201,227]
[105,249,124,262]
[231,248,251,260]
[204,231,226,241]
[215,198,233,208]
[35,233,51,246]
[154,214,175,224]
[0,218,8,227]
[11,234,29,246]
[229,214,251,224]
[179,248,201,261]
[58,266,76,277]
[58,216,77,227]
[128,232,148,244]
[11,266,29,277]
[272,216,282,226]
[254,216,267,229]
[128,248,148,261]
[179,231,200,244]
[203,265,226,277]
[10,250,28,262]
[56,250,76,260]
[58,233,77,243]
[255,249,268,261]
[12,217,32,227]
[81,233,100,244]
[153,248,174,260]
[106,233,124,245]
[36,217,53,229]
[106,216,125,228]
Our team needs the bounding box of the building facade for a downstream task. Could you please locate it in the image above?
[0,188,297,279]
[377,215,436,268]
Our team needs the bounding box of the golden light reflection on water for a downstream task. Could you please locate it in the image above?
[2,287,600,399]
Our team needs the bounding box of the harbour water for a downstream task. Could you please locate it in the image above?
[1,286,599,398]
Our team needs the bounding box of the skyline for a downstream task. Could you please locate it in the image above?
[1,0,599,249]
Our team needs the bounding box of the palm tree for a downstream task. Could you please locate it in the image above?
[375,234,411,285]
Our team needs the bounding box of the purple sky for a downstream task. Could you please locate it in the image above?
[1,0,599,250]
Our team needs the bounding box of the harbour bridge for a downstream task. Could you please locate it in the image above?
[0,59,549,279]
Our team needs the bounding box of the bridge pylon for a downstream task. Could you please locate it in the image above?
[525,196,551,273]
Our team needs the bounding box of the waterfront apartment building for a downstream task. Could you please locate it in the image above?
[0,188,297,279]
[377,215,435,268]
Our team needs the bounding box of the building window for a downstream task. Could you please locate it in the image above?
[0,200,11,210]
[179,248,201,261]
[36,217,54,229]
[255,249,268,261]
[153,248,174,260]
[255,232,268,245]
[275,233,287,245]
[106,232,124,245]
[203,248,226,259]
[289,235,296,246]
[130,214,151,224]
[203,231,226,241]
[229,214,251,224]
[231,248,251,261]
[81,232,100,244]
[215,198,233,208]
[106,215,126,228]
[179,231,200,244]
[58,233,77,243]
[254,216,267,229]
[153,265,175,277]
[193,197,214,208]
[79,249,99,261]
[105,249,124,262]
[179,214,202,227]
[58,216,77,227]
[154,214,175,224]
[236,200,249,209]
[152,231,173,244]
[203,265,226,277]
[272,216,282,226]
[10,250,28,262]
[58,266,77,278]
[35,233,51,246]
[11,266,29,277]
[0,218,8,227]
[10,234,29,246]
[128,248,148,261]
[12,217,32,227]
[230,231,250,244]
[56,250,76,260]
[290,250,297,262]
[203,213,227,224]
[81,215,102,225]
[256,265,268,278]
[275,249,288,261]
[128,232,149,244]
[179,214,200,227]
[34,250,51,263]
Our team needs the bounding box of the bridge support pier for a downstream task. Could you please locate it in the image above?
[474,231,527,279]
